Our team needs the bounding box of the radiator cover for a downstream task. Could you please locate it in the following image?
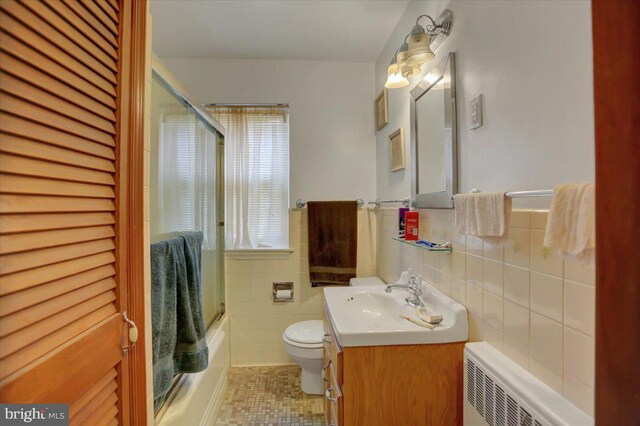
[463,343,593,426]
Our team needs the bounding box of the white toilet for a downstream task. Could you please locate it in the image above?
[283,278,384,395]
[283,320,324,395]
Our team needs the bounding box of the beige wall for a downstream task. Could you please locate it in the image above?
[376,208,595,416]
[375,0,594,208]
[159,57,377,207]
[374,0,595,418]
[225,208,376,365]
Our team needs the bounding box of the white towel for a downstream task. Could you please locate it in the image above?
[454,192,511,246]
[544,183,595,266]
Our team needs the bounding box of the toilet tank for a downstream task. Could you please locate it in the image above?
[349,277,385,286]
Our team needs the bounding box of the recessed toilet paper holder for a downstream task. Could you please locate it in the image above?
[273,282,294,302]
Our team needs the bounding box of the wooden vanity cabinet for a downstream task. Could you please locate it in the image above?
[322,303,464,426]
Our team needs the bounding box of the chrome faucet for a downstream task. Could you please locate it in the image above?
[385,273,423,307]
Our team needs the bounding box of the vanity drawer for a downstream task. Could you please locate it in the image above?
[322,304,343,385]
[324,367,343,426]
[322,347,332,385]
[323,337,342,385]
[323,366,333,426]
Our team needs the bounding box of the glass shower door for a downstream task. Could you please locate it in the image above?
[150,75,225,328]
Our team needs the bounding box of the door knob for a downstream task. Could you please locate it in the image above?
[123,311,138,345]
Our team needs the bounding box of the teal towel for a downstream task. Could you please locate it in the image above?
[151,237,182,411]
[174,231,209,373]
[150,231,208,412]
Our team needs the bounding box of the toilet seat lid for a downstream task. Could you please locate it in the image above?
[284,320,324,344]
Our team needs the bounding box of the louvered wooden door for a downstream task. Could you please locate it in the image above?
[0,0,146,424]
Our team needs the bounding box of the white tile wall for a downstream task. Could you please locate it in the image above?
[530,311,564,393]
[225,208,376,366]
[503,300,530,368]
[376,208,595,416]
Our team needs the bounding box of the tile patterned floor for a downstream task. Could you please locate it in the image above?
[214,365,325,426]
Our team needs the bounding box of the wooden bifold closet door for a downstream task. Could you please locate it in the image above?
[0,0,147,424]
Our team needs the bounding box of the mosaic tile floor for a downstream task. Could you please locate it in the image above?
[214,365,325,426]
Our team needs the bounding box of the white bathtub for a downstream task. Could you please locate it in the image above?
[155,315,230,426]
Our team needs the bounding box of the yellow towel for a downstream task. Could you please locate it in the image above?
[454,192,511,246]
[544,183,595,266]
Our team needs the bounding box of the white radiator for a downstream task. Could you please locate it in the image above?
[464,343,593,426]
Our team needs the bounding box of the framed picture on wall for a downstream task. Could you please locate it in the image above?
[389,128,405,172]
[374,89,389,130]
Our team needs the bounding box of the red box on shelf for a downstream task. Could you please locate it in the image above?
[405,211,419,241]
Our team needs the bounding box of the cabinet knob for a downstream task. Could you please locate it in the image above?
[325,387,338,403]
[322,360,331,382]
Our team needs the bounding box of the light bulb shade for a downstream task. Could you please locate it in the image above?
[398,61,420,78]
[396,42,409,63]
[385,63,409,88]
[406,32,435,65]
[385,73,409,89]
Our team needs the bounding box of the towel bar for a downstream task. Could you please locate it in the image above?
[505,189,553,198]
[295,190,553,210]
[295,198,365,208]
[467,188,554,198]
[368,197,411,207]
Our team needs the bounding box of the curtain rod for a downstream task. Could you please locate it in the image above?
[205,103,289,107]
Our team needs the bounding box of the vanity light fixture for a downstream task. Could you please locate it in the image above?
[397,42,421,78]
[385,55,409,88]
[385,9,453,89]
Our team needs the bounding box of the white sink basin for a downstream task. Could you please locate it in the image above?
[324,282,468,347]
[343,292,400,320]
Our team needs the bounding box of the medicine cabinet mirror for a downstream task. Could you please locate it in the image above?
[410,52,458,208]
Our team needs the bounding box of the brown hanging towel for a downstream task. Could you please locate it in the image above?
[307,201,358,286]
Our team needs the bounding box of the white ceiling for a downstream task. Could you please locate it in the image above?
[150,0,409,62]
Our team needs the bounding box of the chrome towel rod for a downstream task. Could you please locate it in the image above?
[369,197,411,208]
[505,189,553,198]
[205,103,289,107]
[295,191,551,210]
[469,188,553,198]
[295,198,365,208]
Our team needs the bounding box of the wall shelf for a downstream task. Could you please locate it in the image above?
[392,237,452,253]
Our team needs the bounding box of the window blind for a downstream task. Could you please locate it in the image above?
[209,106,290,249]
[158,111,217,250]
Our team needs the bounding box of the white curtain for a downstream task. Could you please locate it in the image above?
[158,110,217,250]
[209,106,289,249]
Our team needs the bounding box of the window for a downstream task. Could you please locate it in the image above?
[209,106,290,249]
[157,110,218,250]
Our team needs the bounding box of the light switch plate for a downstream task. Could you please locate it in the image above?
[470,94,483,129]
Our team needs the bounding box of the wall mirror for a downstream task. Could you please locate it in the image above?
[410,52,457,208]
